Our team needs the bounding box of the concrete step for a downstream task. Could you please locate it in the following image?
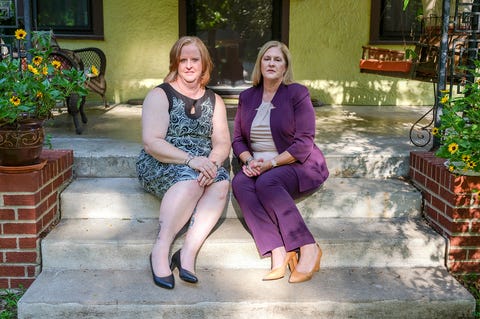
[60,177,422,219]
[51,138,413,178]
[18,267,475,319]
[41,217,445,270]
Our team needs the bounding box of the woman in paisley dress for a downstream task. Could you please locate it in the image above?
[136,36,230,289]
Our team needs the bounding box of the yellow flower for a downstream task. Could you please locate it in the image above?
[432,127,439,136]
[52,60,62,69]
[90,65,99,77]
[14,29,27,40]
[36,92,43,99]
[28,64,39,75]
[440,95,449,104]
[466,161,477,169]
[42,66,48,75]
[462,154,471,162]
[448,142,459,154]
[449,165,455,172]
[10,96,21,106]
[33,56,43,66]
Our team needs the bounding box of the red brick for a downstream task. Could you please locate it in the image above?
[40,183,53,201]
[2,222,37,235]
[448,248,468,261]
[452,175,480,194]
[450,194,480,207]
[423,191,432,204]
[439,186,456,204]
[46,192,58,208]
[63,169,73,181]
[40,207,58,232]
[0,171,41,192]
[424,204,439,221]
[0,265,25,277]
[3,193,40,206]
[413,172,427,188]
[430,195,445,213]
[426,177,440,195]
[0,237,17,249]
[17,208,39,220]
[18,237,38,249]
[469,249,480,260]
[0,279,9,289]
[6,251,38,263]
[10,278,34,289]
[472,221,480,233]
[438,214,470,233]
[450,236,480,247]
[446,205,480,219]
[0,209,15,220]
[448,261,480,273]
[26,265,37,276]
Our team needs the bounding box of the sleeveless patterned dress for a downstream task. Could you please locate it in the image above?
[136,83,230,198]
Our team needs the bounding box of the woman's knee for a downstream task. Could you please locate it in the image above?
[167,180,204,199]
[211,180,230,199]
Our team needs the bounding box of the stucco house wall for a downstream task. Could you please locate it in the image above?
[58,0,434,106]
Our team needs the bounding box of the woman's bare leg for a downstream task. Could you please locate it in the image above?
[180,180,229,272]
[270,246,287,269]
[151,180,204,277]
[295,243,320,273]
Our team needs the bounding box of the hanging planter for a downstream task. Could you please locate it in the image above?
[360,46,413,78]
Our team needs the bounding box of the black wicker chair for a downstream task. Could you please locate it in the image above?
[73,47,108,107]
[49,49,87,134]
[49,47,107,134]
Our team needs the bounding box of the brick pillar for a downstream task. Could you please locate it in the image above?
[0,150,73,289]
[410,151,480,275]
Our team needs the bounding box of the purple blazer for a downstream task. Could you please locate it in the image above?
[232,83,329,193]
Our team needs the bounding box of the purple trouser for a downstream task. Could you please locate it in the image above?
[232,165,316,256]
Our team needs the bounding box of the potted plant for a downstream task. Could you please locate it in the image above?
[0,29,96,167]
[434,60,480,175]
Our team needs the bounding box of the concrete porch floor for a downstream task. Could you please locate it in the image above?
[44,103,434,156]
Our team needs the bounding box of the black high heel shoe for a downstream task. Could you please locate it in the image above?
[170,249,198,283]
[149,254,174,289]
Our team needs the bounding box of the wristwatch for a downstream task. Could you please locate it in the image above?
[271,158,278,167]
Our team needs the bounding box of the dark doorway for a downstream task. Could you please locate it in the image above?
[180,0,289,95]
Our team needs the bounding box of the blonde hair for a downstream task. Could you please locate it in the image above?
[164,36,213,87]
[251,40,294,86]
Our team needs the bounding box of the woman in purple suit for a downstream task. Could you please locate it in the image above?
[232,41,329,283]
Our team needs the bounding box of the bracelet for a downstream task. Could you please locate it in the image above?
[185,154,194,167]
[245,156,254,166]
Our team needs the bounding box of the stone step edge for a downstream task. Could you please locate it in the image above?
[60,177,422,219]
[18,267,476,319]
[41,217,445,270]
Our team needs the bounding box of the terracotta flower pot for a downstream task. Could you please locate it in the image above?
[0,120,45,166]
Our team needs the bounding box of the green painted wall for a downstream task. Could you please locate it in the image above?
[58,0,434,106]
[289,0,433,106]
[59,0,178,104]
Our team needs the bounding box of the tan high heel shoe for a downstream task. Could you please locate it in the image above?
[262,251,298,281]
[289,243,322,283]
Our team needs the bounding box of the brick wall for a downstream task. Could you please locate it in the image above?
[410,151,480,275]
[0,150,73,289]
